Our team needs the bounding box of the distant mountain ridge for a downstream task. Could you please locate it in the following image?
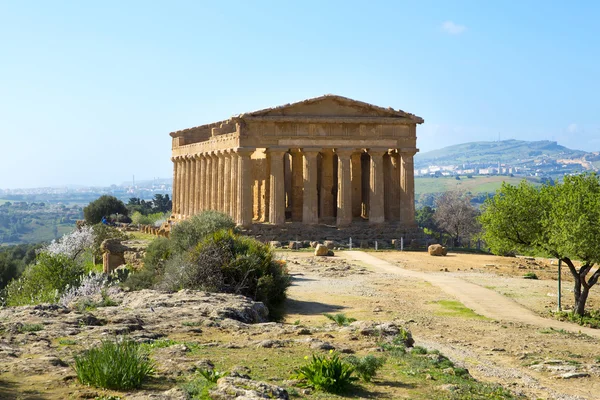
[415,139,598,170]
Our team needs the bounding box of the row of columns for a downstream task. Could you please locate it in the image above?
[172,147,416,228]
[266,147,416,227]
[171,148,255,227]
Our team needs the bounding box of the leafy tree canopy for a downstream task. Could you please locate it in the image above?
[84,195,128,224]
[480,174,600,315]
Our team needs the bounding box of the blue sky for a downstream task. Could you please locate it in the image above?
[1,1,598,189]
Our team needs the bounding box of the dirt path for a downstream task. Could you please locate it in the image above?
[344,251,600,339]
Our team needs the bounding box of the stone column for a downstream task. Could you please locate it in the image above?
[336,149,354,226]
[351,152,362,218]
[223,151,231,219]
[217,150,225,213]
[183,156,192,217]
[320,149,335,221]
[290,149,304,222]
[369,149,386,224]
[400,149,418,226]
[195,154,203,213]
[202,153,211,211]
[230,152,238,219]
[171,157,179,217]
[176,157,184,218]
[236,148,255,227]
[389,151,400,220]
[211,152,218,211]
[189,156,197,216]
[267,148,287,225]
[302,148,320,225]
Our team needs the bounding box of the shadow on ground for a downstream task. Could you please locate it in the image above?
[285,298,345,315]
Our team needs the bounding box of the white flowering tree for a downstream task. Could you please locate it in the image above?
[45,225,95,261]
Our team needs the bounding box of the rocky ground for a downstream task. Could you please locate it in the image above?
[0,249,599,399]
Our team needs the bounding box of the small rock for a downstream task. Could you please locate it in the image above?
[314,244,329,256]
[560,372,590,379]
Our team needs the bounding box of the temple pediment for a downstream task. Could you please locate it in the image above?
[241,94,423,123]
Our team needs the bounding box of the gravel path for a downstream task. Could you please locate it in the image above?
[343,251,600,339]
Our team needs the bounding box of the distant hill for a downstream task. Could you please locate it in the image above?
[415,139,593,169]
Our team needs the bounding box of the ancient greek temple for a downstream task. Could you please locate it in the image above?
[169,95,423,232]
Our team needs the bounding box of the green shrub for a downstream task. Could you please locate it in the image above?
[84,195,128,225]
[131,211,167,226]
[523,272,538,280]
[323,313,356,326]
[73,338,154,390]
[170,211,236,253]
[161,230,290,319]
[344,355,386,382]
[3,253,84,306]
[124,237,172,290]
[294,352,357,393]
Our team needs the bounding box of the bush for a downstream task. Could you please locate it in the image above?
[161,230,290,319]
[124,237,172,290]
[3,252,84,306]
[523,272,538,280]
[131,211,167,226]
[170,211,236,253]
[294,352,357,393]
[345,355,386,382]
[73,338,154,390]
[84,195,128,225]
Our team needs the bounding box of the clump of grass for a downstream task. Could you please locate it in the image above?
[344,355,386,382]
[73,338,154,390]
[523,272,538,280]
[294,351,357,393]
[59,338,77,346]
[323,313,356,326]
[411,346,428,355]
[18,323,44,333]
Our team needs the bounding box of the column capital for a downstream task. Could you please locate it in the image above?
[289,148,302,154]
[367,148,388,157]
[193,153,203,160]
[301,147,321,155]
[265,147,289,155]
[334,148,356,158]
[233,147,256,155]
[399,148,419,157]
[171,156,177,162]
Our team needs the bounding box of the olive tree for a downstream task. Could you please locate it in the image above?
[83,195,128,224]
[479,174,600,316]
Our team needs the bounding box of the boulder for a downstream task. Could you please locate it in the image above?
[309,241,319,248]
[288,241,301,250]
[314,244,329,256]
[323,240,336,250]
[269,241,282,248]
[210,377,289,400]
[428,244,447,256]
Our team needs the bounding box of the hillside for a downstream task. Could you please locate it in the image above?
[415,139,591,168]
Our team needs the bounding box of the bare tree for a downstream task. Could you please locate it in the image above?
[434,191,480,247]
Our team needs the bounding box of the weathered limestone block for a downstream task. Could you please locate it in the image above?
[288,241,301,250]
[428,244,447,256]
[314,244,329,256]
[323,240,336,250]
[101,239,130,274]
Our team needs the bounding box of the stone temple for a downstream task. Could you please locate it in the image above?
[169,95,424,242]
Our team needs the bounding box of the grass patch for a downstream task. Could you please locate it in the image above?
[523,272,538,280]
[73,338,154,390]
[18,323,44,333]
[182,321,202,327]
[59,338,78,346]
[433,300,489,320]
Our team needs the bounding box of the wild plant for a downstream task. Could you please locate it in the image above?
[294,351,357,393]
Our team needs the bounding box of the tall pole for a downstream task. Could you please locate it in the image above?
[558,259,562,311]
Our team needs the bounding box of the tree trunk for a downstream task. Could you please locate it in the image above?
[575,286,589,316]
